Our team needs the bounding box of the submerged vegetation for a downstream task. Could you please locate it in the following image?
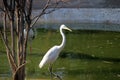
[0,28,120,80]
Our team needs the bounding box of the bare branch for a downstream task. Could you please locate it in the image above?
[2,0,11,19]
[45,1,63,14]
[0,30,17,73]
[0,12,10,54]
[30,0,51,28]
[32,0,51,19]
[9,0,16,61]
[26,0,33,16]
[31,0,63,28]
[0,11,17,73]
[23,0,33,64]
[0,29,10,51]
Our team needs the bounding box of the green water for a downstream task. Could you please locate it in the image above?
[0,25,120,80]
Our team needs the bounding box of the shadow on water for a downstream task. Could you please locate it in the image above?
[60,52,120,63]
[24,51,120,63]
[1,50,120,63]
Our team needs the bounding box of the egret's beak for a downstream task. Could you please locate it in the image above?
[65,26,72,32]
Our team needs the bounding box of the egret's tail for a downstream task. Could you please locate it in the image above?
[39,60,45,68]
[39,56,47,68]
[39,63,43,68]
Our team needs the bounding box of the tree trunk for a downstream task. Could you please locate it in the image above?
[13,67,25,80]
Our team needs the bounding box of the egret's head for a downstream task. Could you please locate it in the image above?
[61,24,72,32]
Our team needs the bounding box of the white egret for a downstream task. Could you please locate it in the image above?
[24,28,36,52]
[39,24,72,80]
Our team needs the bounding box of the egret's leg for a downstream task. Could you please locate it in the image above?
[48,65,53,80]
[48,64,62,80]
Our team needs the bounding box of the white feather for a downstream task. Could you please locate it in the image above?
[39,24,72,68]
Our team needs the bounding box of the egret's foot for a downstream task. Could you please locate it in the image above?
[55,75,62,80]
[53,73,62,80]
[48,65,62,80]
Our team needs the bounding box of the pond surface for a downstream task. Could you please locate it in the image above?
[0,23,120,80]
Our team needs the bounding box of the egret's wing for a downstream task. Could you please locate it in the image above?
[39,46,59,68]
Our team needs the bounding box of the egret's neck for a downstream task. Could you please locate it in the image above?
[59,28,66,49]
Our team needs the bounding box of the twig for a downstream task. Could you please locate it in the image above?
[0,30,17,71]
[31,0,63,28]
[30,0,51,28]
